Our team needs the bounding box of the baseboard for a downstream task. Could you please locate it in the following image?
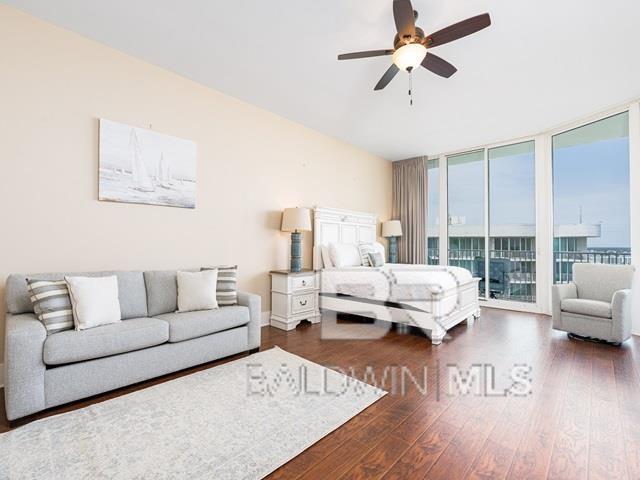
[261,311,271,327]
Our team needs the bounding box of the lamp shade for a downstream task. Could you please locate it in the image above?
[281,207,312,232]
[382,220,403,237]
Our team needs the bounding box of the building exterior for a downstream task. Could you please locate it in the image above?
[426,223,630,303]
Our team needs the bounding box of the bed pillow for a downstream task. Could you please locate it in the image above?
[373,242,386,260]
[368,251,385,267]
[201,265,238,306]
[329,243,362,268]
[26,279,74,335]
[177,270,219,312]
[65,275,121,331]
[357,243,376,266]
[320,246,334,268]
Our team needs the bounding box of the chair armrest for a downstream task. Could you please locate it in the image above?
[611,289,632,343]
[551,282,577,329]
[4,313,47,420]
[237,292,262,350]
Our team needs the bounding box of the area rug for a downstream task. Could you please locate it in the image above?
[0,347,386,479]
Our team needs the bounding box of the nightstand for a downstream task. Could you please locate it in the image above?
[270,269,321,331]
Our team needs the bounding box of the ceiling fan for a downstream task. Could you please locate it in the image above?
[338,0,491,95]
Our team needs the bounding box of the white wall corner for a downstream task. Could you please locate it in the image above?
[261,311,271,327]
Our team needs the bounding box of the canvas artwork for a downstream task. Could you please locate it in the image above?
[99,119,197,208]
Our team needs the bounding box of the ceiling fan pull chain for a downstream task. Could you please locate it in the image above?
[410,71,414,106]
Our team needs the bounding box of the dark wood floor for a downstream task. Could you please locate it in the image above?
[2,308,640,479]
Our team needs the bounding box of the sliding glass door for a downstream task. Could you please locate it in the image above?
[488,141,536,302]
[552,112,631,283]
[447,150,485,296]
[427,159,440,265]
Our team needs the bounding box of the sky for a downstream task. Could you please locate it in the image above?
[427,137,630,249]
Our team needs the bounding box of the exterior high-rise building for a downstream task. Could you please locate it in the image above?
[426,223,630,303]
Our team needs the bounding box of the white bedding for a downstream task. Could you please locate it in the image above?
[320,264,474,305]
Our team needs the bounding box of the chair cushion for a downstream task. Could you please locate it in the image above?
[573,263,634,303]
[44,317,169,365]
[155,306,250,343]
[561,298,612,319]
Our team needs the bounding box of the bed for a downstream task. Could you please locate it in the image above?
[313,207,481,345]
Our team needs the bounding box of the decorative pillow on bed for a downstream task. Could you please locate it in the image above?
[329,243,362,268]
[368,251,385,267]
[357,243,376,266]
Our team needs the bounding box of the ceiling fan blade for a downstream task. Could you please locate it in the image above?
[421,53,457,78]
[393,0,416,39]
[374,64,400,91]
[426,13,491,48]
[338,49,394,60]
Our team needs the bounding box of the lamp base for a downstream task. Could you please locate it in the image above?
[290,231,302,272]
[388,236,398,264]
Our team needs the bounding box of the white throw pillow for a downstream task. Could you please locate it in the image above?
[329,243,362,268]
[320,246,334,268]
[177,270,219,313]
[373,242,386,261]
[65,275,122,331]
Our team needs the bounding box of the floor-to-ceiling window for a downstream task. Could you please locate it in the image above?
[552,112,631,283]
[447,150,485,296]
[427,159,440,265]
[488,141,536,302]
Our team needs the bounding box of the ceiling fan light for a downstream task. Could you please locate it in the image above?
[392,43,427,71]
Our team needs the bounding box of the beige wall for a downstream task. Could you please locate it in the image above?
[0,6,392,360]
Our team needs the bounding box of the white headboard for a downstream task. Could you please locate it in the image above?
[313,207,378,269]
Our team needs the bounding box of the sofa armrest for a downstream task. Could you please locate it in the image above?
[237,292,262,350]
[4,313,47,420]
[551,282,577,330]
[611,289,632,343]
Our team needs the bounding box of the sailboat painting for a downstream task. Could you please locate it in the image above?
[99,119,197,208]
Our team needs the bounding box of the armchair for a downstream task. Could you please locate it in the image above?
[551,263,634,345]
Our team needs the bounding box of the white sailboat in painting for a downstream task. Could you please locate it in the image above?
[157,153,173,189]
[99,118,196,208]
[129,128,155,192]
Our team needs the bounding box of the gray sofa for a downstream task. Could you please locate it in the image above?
[552,263,634,344]
[4,270,261,421]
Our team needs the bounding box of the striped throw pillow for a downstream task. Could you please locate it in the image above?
[26,279,74,335]
[201,265,238,306]
[358,243,376,266]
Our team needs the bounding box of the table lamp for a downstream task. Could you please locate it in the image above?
[281,207,312,272]
[382,220,403,263]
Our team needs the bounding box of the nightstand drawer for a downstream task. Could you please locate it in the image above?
[290,275,315,292]
[291,293,315,314]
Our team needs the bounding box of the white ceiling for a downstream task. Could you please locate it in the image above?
[5,0,640,160]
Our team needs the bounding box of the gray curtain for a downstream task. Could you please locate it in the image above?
[392,156,428,264]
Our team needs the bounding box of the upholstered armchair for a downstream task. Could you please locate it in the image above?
[552,263,635,345]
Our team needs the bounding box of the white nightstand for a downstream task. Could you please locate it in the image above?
[270,269,321,331]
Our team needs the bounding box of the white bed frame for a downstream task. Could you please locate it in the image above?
[313,206,480,345]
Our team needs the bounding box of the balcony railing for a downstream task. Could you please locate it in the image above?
[428,248,631,301]
[554,250,632,283]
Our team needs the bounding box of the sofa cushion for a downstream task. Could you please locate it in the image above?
[144,270,198,317]
[561,298,612,319]
[43,317,169,365]
[7,271,148,319]
[155,306,250,343]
